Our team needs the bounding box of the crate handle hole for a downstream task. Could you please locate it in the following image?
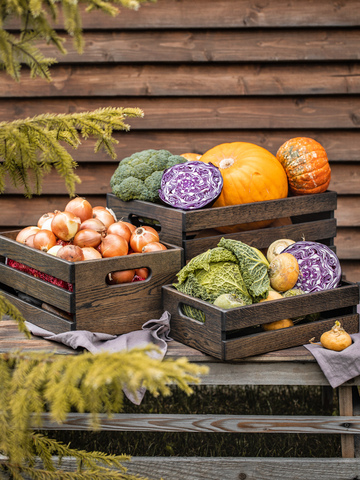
[106,267,151,286]
[179,302,206,324]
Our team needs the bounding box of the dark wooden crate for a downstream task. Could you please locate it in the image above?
[107,191,337,264]
[0,230,183,335]
[162,282,360,360]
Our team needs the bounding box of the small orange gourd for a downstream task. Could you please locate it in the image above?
[199,142,288,233]
[276,137,331,196]
[180,153,202,162]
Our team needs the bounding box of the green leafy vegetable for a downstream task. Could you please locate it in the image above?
[218,238,270,301]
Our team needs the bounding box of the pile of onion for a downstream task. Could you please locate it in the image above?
[14,198,168,287]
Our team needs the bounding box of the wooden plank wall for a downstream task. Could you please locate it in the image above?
[1,0,360,282]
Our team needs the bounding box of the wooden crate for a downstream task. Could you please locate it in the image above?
[162,282,360,360]
[0,230,182,335]
[107,191,337,264]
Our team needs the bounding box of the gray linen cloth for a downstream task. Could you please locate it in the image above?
[25,310,173,404]
[304,332,360,388]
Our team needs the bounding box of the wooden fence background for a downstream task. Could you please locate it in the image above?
[1,0,359,282]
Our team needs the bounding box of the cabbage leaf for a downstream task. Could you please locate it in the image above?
[218,238,270,301]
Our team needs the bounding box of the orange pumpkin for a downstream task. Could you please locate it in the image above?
[199,142,288,233]
[276,137,331,195]
[180,152,202,161]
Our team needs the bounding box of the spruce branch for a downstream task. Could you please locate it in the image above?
[0,348,208,479]
[0,0,156,81]
[0,295,30,339]
[0,106,144,197]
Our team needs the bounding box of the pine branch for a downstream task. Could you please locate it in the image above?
[0,348,208,479]
[0,107,144,197]
[0,294,31,339]
[0,0,157,81]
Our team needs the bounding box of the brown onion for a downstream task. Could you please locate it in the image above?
[130,226,160,253]
[93,207,116,229]
[100,234,128,258]
[82,246,102,260]
[41,217,54,232]
[142,242,167,253]
[135,267,150,279]
[107,269,135,284]
[57,244,84,262]
[24,234,36,249]
[47,245,63,256]
[16,226,41,244]
[51,210,81,241]
[107,221,132,243]
[65,197,93,223]
[79,217,107,235]
[33,229,57,252]
[73,228,103,248]
[37,212,55,228]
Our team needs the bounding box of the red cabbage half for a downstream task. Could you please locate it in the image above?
[283,241,341,293]
[159,161,223,210]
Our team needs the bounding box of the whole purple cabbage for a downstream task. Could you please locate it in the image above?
[283,241,341,293]
[159,161,223,210]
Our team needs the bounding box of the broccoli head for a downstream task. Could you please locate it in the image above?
[110,149,187,202]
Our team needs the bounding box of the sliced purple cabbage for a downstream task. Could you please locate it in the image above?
[283,241,341,293]
[159,161,223,210]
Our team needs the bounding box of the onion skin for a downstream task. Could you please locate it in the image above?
[93,207,116,229]
[37,212,55,228]
[100,234,129,258]
[56,244,84,262]
[16,226,41,244]
[51,210,81,241]
[267,239,295,263]
[73,229,103,248]
[65,197,93,223]
[130,226,160,253]
[33,229,57,252]
[260,290,294,330]
[79,217,107,235]
[314,321,353,351]
[107,269,136,284]
[142,242,167,252]
[82,247,102,260]
[269,253,299,292]
[107,221,132,243]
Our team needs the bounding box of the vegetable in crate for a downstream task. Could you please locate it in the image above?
[174,246,252,322]
[199,142,288,233]
[260,291,294,331]
[276,137,331,195]
[110,149,187,202]
[159,161,223,210]
[283,241,341,293]
[217,238,270,301]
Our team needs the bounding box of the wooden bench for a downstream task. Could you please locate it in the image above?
[1,318,359,480]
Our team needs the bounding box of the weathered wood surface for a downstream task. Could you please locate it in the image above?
[1,0,360,282]
[34,412,360,435]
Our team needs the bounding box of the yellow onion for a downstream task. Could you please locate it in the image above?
[33,229,57,252]
[65,197,93,223]
[51,210,81,241]
[311,321,353,351]
[37,212,55,228]
[73,228,103,248]
[56,244,84,262]
[16,226,41,244]
[82,246,102,260]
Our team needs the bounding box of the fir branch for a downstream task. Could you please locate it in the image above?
[0,294,30,339]
[0,0,157,81]
[0,107,143,197]
[0,348,207,479]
